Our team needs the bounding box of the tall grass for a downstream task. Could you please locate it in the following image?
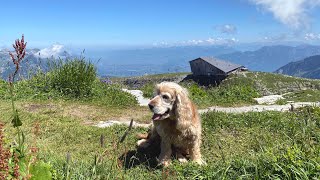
[49,58,96,98]
[141,79,259,107]
[0,58,138,107]
[186,81,259,107]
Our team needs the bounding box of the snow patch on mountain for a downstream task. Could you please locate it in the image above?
[34,44,71,59]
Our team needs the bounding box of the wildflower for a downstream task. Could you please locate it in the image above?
[9,34,27,83]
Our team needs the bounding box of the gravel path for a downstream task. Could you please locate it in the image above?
[94,90,320,128]
[95,120,151,128]
[122,89,150,106]
[253,95,284,104]
[199,102,320,114]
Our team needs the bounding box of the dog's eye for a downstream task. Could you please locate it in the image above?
[162,95,169,100]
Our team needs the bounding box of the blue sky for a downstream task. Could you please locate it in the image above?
[1,0,320,49]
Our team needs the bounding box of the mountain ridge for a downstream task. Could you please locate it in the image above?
[2,44,320,78]
[275,55,320,79]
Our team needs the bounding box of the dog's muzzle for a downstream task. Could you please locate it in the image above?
[151,108,170,121]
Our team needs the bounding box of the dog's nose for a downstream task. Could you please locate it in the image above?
[148,104,154,110]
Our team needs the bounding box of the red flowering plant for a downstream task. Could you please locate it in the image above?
[9,35,26,145]
[5,34,28,178]
[4,35,53,179]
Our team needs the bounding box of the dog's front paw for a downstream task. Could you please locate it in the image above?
[193,158,207,166]
[158,159,171,167]
[177,157,188,163]
[136,139,150,149]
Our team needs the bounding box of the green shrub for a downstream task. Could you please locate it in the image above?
[140,82,155,98]
[140,79,259,107]
[91,80,137,107]
[181,81,259,107]
[49,58,96,98]
[0,58,138,107]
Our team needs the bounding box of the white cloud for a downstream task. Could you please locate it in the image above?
[216,24,237,34]
[249,0,320,29]
[34,44,71,58]
[304,33,320,40]
[262,33,288,42]
[153,37,239,47]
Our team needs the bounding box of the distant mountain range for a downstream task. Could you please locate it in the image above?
[275,55,320,79]
[0,45,71,79]
[94,45,236,76]
[218,45,320,72]
[1,44,320,78]
[95,44,320,76]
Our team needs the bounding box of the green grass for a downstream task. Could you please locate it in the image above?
[1,100,319,179]
[140,74,260,108]
[48,58,97,98]
[0,79,7,98]
[2,65,320,179]
[276,89,320,105]
[0,58,138,108]
[140,82,155,98]
[139,72,320,108]
[245,72,320,95]
[282,89,320,102]
[185,81,259,108]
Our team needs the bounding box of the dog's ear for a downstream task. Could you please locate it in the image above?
[174,88,193,130]
[176,92,182,105]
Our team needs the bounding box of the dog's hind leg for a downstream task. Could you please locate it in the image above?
[136,126,160,148]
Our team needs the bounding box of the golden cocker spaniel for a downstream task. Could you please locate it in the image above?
[137,82,205,166]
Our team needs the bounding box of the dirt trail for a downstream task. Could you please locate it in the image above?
[122,89,150,106]
[199,102,320,114]
[95,120,151,128]
[94,90,320,128]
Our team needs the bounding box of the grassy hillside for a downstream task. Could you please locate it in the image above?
[0,59,137,108]
[139,71,320,108]
[243,72,320,95]
[1,61,320,179]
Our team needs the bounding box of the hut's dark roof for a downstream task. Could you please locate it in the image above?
[190,57,244,73]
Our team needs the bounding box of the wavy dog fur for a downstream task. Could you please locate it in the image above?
[137,82,204,166]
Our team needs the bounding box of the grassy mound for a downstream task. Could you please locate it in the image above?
[244,72,320,95]
[0,58,137,107]
[140,71,320,107]
[49,58,97,98]
[140,73,260,107]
